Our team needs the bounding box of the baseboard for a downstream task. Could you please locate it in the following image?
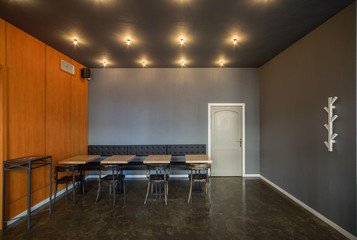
[244,174,260,178]
[87,174,189,179]
[7,183,75,226]
[260,175,357,240]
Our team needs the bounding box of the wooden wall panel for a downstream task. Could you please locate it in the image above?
[7,187,46,219]
[5,23,46,218]
[70,61,88,156]
[1,21,88,222]
[0,18,7,228]
[0,18,4,64]
[45,46,71,191]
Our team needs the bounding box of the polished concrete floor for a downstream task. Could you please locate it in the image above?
[0,177,349,240]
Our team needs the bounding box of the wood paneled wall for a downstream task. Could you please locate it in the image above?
[70,60,88,156]
[0,20,88,225]
[45,46,72,192]
[0,18,6,227]
[6,23,47,219]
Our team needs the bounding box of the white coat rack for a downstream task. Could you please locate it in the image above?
[324,96,338,152]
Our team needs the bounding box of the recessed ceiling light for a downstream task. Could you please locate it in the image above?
[73,38,78,45]
[233,38,238,46]
[220,60,224,67]
[126,38,131,46]
[103,60,107,67]
[180,38,184,46]
[181,59,185,67]
[142,60,146,67]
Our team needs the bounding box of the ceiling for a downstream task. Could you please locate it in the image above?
[0,0,354,68]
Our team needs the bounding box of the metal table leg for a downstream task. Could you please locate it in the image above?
[2,163,5,230]
[27,162,31,230]
[49,157,52,214]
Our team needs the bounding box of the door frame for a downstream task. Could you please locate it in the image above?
[208,103,246,176]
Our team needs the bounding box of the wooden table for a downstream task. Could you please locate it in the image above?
[58,155,100,165]
[143,155,171,164]
[101,155,136,164]
[185,154,212,164]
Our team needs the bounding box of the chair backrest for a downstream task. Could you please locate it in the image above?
[187,164,211,171]
[146,164,169,177]
[146,164,169,171]
[99,164,119,171]
[55,165,79,173]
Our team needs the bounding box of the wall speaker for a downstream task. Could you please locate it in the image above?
[81,68,90,78]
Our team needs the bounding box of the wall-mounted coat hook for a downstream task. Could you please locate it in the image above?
[324,96,338,152]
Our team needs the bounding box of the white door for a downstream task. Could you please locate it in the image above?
[210,105,243,176]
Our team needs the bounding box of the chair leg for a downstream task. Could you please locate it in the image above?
[123,181,126,204]
[96,172,101,203]
[112,169,116,206]
[164,181,168,205]
[123,181,126,197]
[81,181,85,205]
[113,182,116,206]
[144,180,151,204]
[53,182,58,210]
[73,186,76,207]
[72,183,76,207]
[65,183,68,207]
[166,181,169,196]
[205,180,208,195]
[188,173,193,203]
[208,179,211,204]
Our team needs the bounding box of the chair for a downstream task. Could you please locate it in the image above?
[95,165,125,206]
[53,165,83,208]
[187,164,211,204]
[144,164,169,205]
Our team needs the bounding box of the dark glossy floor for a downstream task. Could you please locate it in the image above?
[0,177,349,240]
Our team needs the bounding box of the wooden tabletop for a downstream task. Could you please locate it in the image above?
[101,155,136,164]
[143,155,171,164]
[185,154,212,164]
[58,155,100,165]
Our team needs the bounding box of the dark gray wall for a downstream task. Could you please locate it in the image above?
[88,68,259,174]
[260,3,356,236]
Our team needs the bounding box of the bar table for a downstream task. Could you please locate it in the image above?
[2,155,52,230]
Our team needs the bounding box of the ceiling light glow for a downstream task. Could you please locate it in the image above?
[180,38,184,46]
[126,38,131,46]
[220,60,224,67]
[142,60,146,67]
[181,59,185,67]
[233,38,237,46]
[103,60,107,67]
[73,38,78,45]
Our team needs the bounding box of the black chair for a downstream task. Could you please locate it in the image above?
[144,164,169,205]
[187,164,211,204]
[53,165,83,208]
[95,165,125,206]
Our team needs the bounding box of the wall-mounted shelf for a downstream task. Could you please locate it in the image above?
[324,96,338,152]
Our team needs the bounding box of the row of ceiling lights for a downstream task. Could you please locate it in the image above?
[73,37,239,68]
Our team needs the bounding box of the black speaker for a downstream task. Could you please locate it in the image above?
[81,68,90,78]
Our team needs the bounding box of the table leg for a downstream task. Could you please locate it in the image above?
[80,166,85,194]
[49,158,52,214]
[2,164,6,230]
[27,163,31,230]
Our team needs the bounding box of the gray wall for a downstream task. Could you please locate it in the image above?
[89,68,260,174]
[259,3,356,236]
